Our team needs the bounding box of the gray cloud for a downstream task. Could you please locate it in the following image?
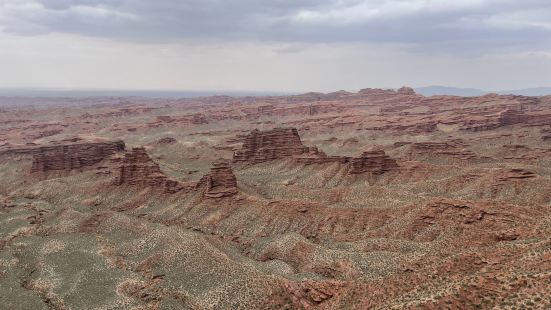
[1,0,550,53]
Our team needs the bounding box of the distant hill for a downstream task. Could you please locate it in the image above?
[416,86,551,97]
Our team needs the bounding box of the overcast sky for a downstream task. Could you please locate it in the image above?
[1,0,550,92]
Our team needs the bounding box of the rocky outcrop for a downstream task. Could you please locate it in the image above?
[542,128,551,141]
[461,108,527,132]
[117,147,186,193]
[155,114,208,125]
[400,198,539,244]
[118,149,237,197]
[409,141,476,160]
[280,280,345,308]
[498,108,526,126]
[197,161,238,198]
[349,150,398,175]
[295,151,351,165]
[30,140,125,173]
[397,86,416,96]
[497,169,537,181]
[157,137,177,145]
[233,129,398,176]
[297,148,398,176]
[233,128,312,163]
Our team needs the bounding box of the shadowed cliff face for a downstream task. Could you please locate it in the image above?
[1,90,551,309]
[30,141,125,173]
[233,128,312,163]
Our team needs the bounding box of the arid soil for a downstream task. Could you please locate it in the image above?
[1,88,551,309]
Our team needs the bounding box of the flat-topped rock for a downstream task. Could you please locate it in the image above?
[498,169,538,181]
[349,150,398,175]
[118,149,238,197]
[233,128,312,163]
[409,141,476,160]
[157,137,177,145]
[397,86,417,96]
[197,160,238,198]
[117,147,186,193]
[30,140,125,173]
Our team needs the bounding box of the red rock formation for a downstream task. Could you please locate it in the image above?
[400,198,538,244]
[295,150,351,165]
[30,140,125,173]
[233,128,312,163]
[155,113,208,125]
[497,168,537,181]
[278,280,345,308]
[233,129,398,176]
[498,108,526,125]
[542,127,551,141]
[118,149,237,196]
[409,141,476,160]
[197,161,238,198]
[397,86,417,96]
[461,108,527,132]
[117,147,186,193]
[296,148,398,177]
[157,137,177,145]
[349,150,398,175]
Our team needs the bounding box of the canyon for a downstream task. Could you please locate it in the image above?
[1,88,550,309]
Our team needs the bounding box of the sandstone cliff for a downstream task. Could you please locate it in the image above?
[117,147,185,193]
[233,128,311,163]
[118,148,237,197]
[30,140,125,173]
[197,161,238,198]
[349,150,399,175]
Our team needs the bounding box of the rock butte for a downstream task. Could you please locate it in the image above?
[117,147,186,193]
[118,147,238,197]
[29,140,125,173]
[348,150,399,175]
[235,127,398,175]
[233,128,314,163]
[197,160,238,198]
[156,137,177,145]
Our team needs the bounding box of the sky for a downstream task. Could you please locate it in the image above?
[0,0,550,93]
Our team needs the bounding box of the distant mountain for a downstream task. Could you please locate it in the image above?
[416,86,551,97]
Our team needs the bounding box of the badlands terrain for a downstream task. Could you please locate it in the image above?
[1,87,551,309]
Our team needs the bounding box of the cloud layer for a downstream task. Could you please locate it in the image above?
[1,1,550,91]
[1,0,550,51]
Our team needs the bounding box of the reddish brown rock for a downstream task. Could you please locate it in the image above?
[117,147,186,193]
[278,280,345,309]
[118,148,238,197]
[233,128,312,163]
[157,137,177,145]
[409,141,476,160]
[400,198,538,244]
[498,108,526,126]
[497,168,537,181]
[155,113,208,125]
[233,128,401,176]
[349,150,398,175]
[461,108,527,132]
[542,127,551,141]
[197,161,238,198]
[30,140,125,173]
[397,86,416,96]
[295,150,351,165]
